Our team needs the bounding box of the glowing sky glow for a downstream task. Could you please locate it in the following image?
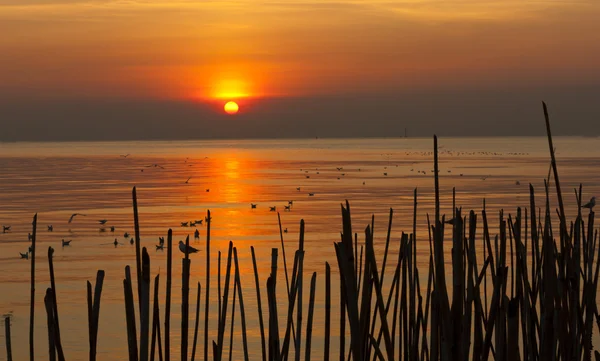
[1,1,599,140]
[1,0,598,100]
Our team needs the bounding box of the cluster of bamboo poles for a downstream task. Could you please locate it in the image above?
[3,102,600,361]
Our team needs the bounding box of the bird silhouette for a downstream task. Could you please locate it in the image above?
[179,240,199,254]
[68,213,87,223]
[582,197,596,210]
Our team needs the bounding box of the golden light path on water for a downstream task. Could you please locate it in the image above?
[0,137,599,360]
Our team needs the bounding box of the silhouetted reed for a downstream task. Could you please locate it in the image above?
[11,102,600,361]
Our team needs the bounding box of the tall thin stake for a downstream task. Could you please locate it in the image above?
[251,246,267,361]
[29,213,37,361]
[204,210,211,361]
[233,247,250,361]
[141,248,151,361]
[165,229,172,361]
[191,282,202,361]
[133,187,143,315]
[5,316,12,361]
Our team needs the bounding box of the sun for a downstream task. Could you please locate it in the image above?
[224,101,239,115]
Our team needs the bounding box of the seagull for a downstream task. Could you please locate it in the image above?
[515,180,521,185]
[47,225,53,232]
[68,213,87,223]
[156,244,164,251]
[269,206,276,212]
[20,252,29,260]
[206,189,210,192]
[181,222,189,227]
[308,193,314,197]
[383,173,388,176]
[296,187,301,191]
[288,200,294,206]
[110,226,115,232]
[283,228,288,233]
[284,205,291,211]
[130,238,134,245]
[124,232,130,238]
[28,246,33,253]
[159,237,165,246]
[185,177,192,184]
[120,154,130,158]
[195,219,203,225]
[582,197,596,210]
[194,229,200,239]
[2,225,11,233]
[114,239,119,247]
[62,239,71,247]
[98,220,108,225]
[251,203,257,209]
[179,240,199,254]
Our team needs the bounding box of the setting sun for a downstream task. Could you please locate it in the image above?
[224,101,239,115]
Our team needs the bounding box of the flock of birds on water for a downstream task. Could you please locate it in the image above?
[3,150,595,260]
[9,214,211,260]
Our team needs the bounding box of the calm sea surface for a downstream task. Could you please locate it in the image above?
[1,137,599,360]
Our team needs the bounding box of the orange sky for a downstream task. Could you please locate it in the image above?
[1,0,599,101]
